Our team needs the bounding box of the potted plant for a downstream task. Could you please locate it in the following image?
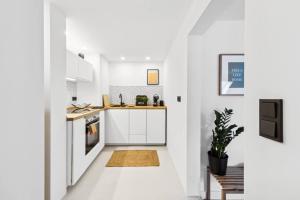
[208,108,244,175]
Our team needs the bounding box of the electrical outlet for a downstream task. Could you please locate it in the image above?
[177,96,181,102]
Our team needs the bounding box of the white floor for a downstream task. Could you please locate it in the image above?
[63,146,192,200]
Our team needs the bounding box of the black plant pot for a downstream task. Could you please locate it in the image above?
[208,151,228,176]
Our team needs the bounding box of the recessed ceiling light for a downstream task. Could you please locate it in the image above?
[121,56,126,61]
[146,56,151,60]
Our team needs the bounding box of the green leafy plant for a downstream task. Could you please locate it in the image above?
[210,108,244,158]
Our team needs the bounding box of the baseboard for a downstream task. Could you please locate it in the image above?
[200,190,243,200]
[186,196,201,200]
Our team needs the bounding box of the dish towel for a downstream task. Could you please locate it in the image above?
[89,124,97,135]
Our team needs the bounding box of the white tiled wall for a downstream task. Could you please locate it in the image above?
[109,85,163,105]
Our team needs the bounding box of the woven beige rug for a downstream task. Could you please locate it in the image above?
[106,150,160,167]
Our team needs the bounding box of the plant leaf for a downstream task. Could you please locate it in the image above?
[210,108,244,159]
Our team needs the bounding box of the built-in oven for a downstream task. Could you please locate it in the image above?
[85,115,100,154]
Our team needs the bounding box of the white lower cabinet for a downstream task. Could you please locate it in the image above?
[99,111,105,150]
[105,109,129,144]
[67,112,104,186]
[69,118,86,185]
[129,110,147,144]
[129,134,146,144]
[106,109,166,145]
[147,110,166,144]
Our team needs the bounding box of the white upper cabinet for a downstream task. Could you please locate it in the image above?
[77,57,93,82]
[66,50,93,82]
[66,51,78,80]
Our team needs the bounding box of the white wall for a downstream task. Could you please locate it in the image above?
[44,2,67,200]
[164,36,188,193]
[245,0,300,199]
[164,0,247,196]
[0,1,44,199]
[100,55,110,95]
[66,81,77,105]
[187,35,203,196]
[189,20,244,199]
[109,62,163,86]
[200,20,244,165]
[164,0,211,194]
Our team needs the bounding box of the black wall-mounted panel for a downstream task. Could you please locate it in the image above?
[259,99,283,143]
[177,96,181,102]
[260,120,276,137]
[261,102,276,118]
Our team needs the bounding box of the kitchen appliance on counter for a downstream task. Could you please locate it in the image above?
[159,100,165,106]
[153,94,159,106]
[136,95,148,106]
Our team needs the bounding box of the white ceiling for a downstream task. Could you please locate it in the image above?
[190,0,245,35]
[50,0,192,62]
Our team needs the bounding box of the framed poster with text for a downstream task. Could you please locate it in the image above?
[219,54,244,96]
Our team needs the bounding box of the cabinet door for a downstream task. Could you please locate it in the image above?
[129,109,146,143]
[106,110,129,144]
[66,51,78,80]
[72,118,86,185]
[99,111,105,150]
[129,134,146,144]
[129,109,146,135]
[147,110,166,144]
[77,58,93,82]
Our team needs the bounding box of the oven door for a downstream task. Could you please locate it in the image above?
[85,118,100,154]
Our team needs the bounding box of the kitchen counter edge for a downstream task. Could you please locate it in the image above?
[67,106,167,121]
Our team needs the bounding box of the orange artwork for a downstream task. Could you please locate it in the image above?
[147,69,159,85]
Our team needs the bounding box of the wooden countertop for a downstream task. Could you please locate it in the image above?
[105,105,167,110]
[66,105,167,121]
[67,108,105,121]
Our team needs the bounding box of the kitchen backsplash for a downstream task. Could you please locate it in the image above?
[110,85,164,105]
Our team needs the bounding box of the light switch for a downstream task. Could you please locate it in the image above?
[259,99,283,143]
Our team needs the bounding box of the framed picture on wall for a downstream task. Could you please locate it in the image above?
[147,69,159,85]
[219,54,245,96]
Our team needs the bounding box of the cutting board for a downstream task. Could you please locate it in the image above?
[103,95,110,107]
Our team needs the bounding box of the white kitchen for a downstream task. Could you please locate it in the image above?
[42,0,184,199]
[65,53,167,186]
